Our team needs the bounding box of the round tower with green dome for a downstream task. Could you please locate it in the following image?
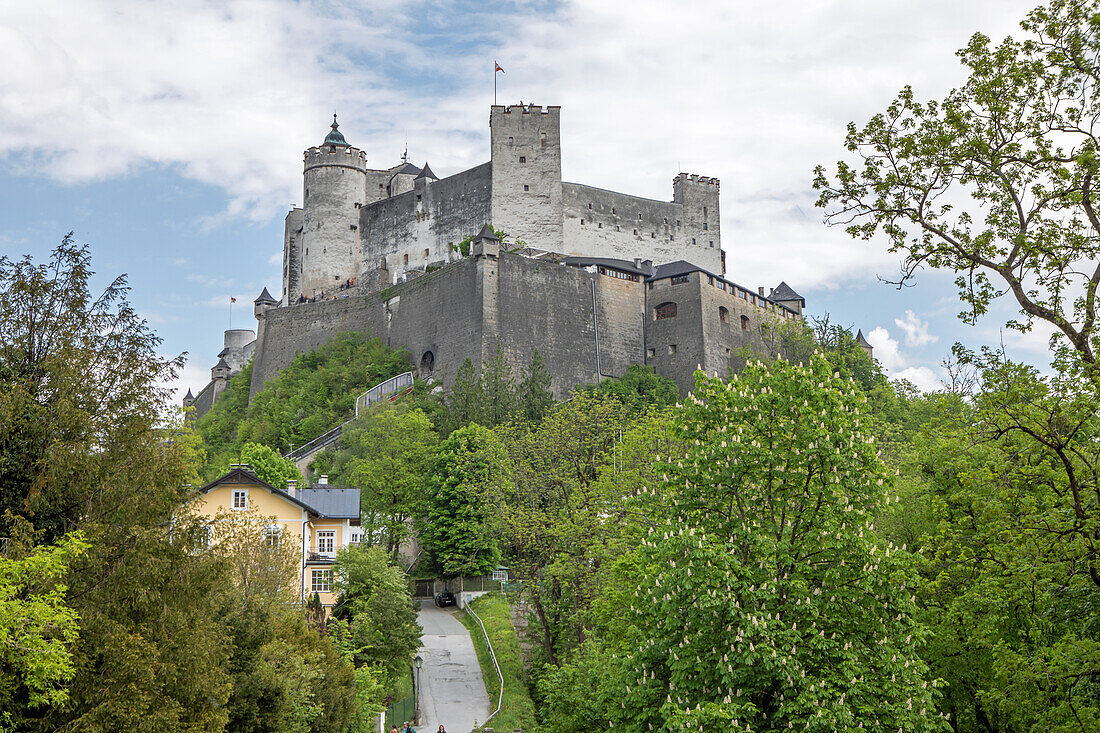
[299,114,367,299]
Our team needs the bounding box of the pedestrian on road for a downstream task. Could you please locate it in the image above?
[437,725,447,733]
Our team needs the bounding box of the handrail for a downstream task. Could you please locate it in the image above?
[465,600,503,727]
[284,371,415,462]
[355,371,414,417]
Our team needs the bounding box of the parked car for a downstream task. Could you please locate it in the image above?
[434,591,456,607]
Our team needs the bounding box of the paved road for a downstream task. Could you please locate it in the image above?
[415,600,490,733]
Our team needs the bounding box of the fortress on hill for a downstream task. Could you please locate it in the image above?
[185,103,832,419]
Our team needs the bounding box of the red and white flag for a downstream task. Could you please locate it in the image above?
[495,62,504,73]
[230,297,237,303]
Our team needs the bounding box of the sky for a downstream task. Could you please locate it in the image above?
[0,0,1053,398]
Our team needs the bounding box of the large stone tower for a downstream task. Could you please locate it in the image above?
[299,115,366,298]
[489,104,563,251]
[673,173,723,273]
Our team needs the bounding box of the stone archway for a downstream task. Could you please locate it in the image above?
[419,350,435,377]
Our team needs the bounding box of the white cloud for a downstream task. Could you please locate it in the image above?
[866,326,904,371]
[893,366,940,392]
[267,251,282,266]
[0,0,1038,291]
[894,310,938,347]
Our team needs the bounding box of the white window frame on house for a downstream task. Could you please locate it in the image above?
[311,569,332,593]
[317,530,335,556]
[349,529,363,545]
[491,569,508,582]
[263,525,281,549]
[231,489,248,510]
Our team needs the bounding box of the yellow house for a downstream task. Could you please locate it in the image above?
[191,465,361,608]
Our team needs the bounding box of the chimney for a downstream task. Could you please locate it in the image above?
[319,475,329,485]
[286,479,297,498]
[758,287,764,297]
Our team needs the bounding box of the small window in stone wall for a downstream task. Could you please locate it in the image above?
[655,302,677,320]
[403,254,409,265]
[519,156,526,163]
[741,315,750,331]
[646,347,655,358]
[671,274,690,285]
[523,185,530,191]
[719,306,729,323]
[668,344,678,355]
[423,248,429,258]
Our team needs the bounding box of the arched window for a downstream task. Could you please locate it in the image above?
[419,351,435,377]
[719,306,729,323]
[655,302,677,320]
[741,314,750,331]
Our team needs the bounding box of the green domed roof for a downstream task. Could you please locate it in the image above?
[324,114,348,147]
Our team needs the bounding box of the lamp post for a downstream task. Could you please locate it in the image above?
[413,654,423,726]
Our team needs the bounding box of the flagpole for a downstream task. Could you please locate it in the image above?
[229,298,233,330]
[494,62,497,106]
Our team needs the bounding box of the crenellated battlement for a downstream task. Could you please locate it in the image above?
[303,145,368,172]
[673,173,720,191]
[491,103,561,117]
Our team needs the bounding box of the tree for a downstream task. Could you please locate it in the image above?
[896,352,1100,731]
[542,357,945,732]
[0,528,88,731]
[334,406,437,558]
[200,509,355,733]
[196,332,413,467]
[517,349,554,423]
[814,0,1100,383]
[332,545,422,683]
[441,358,487,433]
[587,364,678,412]
[0,238,236,732]
[419,425,504,578]
[483,344,517,426]
[227,442,303,491]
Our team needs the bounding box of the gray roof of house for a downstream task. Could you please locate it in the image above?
[856,329,873,347]
[391,162,421,175]
[214,357,230,369]
[298,487,361,519]
[414,162,437,180]
[473,224,499,242]
[770,281,804,302]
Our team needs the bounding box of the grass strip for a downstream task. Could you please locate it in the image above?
[456,593,536,732]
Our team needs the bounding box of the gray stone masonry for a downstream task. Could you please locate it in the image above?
[251,249,801,402]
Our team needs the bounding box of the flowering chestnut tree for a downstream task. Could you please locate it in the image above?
[601,356,945,732]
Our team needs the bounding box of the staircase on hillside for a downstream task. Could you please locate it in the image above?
[284,371,415,474]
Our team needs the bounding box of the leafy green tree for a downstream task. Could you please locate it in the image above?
[895,353,1100,731]
[202,509,355,733]
[542,357,945,732]
[492,392,668,666]
[332,545,422,683]
[195,332,412,468]
[483,344,517,426]
[441,358,487,433]
[420,425,504,578]
[814,0,1100,383]
[587,364,678,412]
[0,238,237,732]
[0,528,88,731]
[221,441,303,490]
[334,406,437,558]
[517,349,554,423]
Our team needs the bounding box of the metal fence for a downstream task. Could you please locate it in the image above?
[412,576,509,598]
[355,371,414,417]
[384,694,415,729]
